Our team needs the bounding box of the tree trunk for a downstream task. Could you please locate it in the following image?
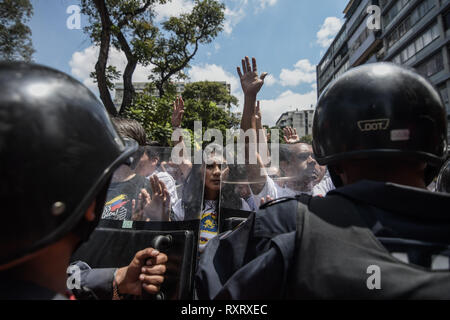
[157,81,165,98]
[119,59,137,115]
[93,0,117,116]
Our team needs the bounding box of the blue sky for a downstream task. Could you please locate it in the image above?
[29,0,349,125]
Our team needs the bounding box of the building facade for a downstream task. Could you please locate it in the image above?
[275,107,316,139]
[113,82,187,110]
[316,0,450,142]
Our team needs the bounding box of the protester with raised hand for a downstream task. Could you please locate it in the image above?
[236,57,276,201]
[283,127,300,144]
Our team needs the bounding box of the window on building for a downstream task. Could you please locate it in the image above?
[392,22,440,64]
[386,0,435,49]
[351,27,371,55]
[415,37,424,52]
[416,51,444,77]
[383,0,412,27]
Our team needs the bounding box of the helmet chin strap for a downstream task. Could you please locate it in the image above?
[72,177,110,251]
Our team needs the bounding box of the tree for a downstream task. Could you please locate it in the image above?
[148,0,225,98]
[181,81,240,140]
[0,0,34,62]
[123,93,174,145]
[82,0,225,116]
[182,81,238,112]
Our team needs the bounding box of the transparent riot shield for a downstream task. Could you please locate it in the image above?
[219,163,256,233]
[275,143,328,197]
[71,146,204,300]
[217,142,330,233]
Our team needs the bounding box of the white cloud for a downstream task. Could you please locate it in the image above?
[223,0,277,35]
[69,45,154,95]
[279,59,316,87]
[154,0,195,22]
[316,17,343,48]
[257,0,278,10]
[260,90,317,126]
[223,4,247,35]
[264,74,277,87]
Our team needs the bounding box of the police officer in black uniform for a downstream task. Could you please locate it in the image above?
[196,63,450,299]
[0,62,167,299]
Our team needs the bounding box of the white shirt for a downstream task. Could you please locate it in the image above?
[147,169,179,207]
[312,171,336,197]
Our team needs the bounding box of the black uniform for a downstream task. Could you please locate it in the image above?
[0,277,68,300]
[196,180,450,299]
[0,63,138,299]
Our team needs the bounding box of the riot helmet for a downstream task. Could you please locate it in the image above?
[0,62,138,268]
[437,159,450,193]
[312,63,448,187]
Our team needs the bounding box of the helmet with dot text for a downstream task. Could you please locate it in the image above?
[312,63,448,187]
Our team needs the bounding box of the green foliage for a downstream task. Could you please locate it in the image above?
[123,92,175,146]
[300,135,313,144]
[0,0,34,61]
[182,82,240,139]
[90,65,122,90]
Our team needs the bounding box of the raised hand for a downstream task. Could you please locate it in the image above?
[283,127,300,144]
[144,175,171,221]
[237,57,268,97]
[171,96,184,128]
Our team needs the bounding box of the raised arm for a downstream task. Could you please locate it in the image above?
[171,96,192,179]
[237,57,269,195]
[237,56,268,132]
[172,96,185,147]
[283,127,300,144]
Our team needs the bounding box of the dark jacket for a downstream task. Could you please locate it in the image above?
[195,180,450,300]
[0,278,68,300]
[69,261,116,300]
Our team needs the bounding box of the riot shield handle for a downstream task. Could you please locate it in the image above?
[142,235,173,301]
[151,235,173,252]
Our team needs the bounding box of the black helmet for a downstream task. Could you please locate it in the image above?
[313,63,448,186]
[0,62,138,268]
[437,159,450,193]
